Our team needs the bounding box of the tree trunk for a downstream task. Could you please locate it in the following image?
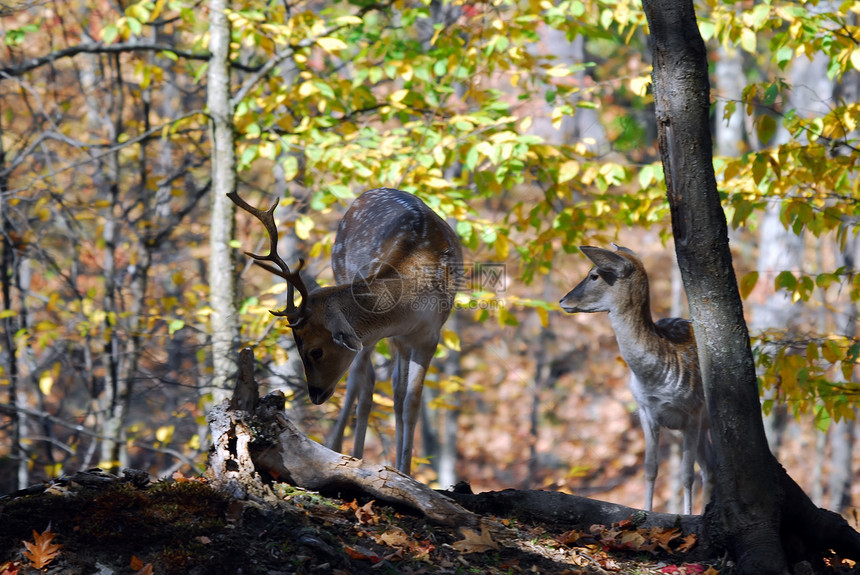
[207,0,239,404]
[642,0,860,572]
[0,123,27,491]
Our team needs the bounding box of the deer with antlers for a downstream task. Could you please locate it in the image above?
[560,245,714,514]
[229,188,462,475]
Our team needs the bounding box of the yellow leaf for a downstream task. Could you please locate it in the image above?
[520,116,532,131]
[371,393,394,407]
[155,425,174,443]
[546,65,570,77]
[740,28,756,53]
[295,215,314,240]
[739,271,758,300]
[852,48,860,72]
[558,160,580,184]
[442,329,460,351]
[390,88,409,103]
[316,37,347,52]
[150,0,167,21]
[494,233,510,260]
[537,306,548,328]
[39,372,54,396]
[629,75,650,97]
[424,176,450,189]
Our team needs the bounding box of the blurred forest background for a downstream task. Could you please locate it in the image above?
[1,0,859,517]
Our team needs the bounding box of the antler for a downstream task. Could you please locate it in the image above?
[228,192,310,326]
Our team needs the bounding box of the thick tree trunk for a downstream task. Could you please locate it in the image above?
[642,1,860,573]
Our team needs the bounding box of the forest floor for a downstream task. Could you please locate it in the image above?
[0,470,785,575]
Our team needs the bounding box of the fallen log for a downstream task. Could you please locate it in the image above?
[440,487,703,532]
[206,348,480,528]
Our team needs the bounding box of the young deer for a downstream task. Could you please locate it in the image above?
[229,188,462,475]
[560,245,714,514]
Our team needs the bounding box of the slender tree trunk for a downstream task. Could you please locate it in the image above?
[98,52,129,474]
[207,0,239,404]
[0,122,27,491]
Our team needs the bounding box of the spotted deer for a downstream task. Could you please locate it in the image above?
[560,245,714,514]
[229,188,462,475]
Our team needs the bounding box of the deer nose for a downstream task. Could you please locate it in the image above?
[308,386,334,405]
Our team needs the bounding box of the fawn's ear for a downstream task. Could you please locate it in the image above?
[580,246,636,279]
[611,243,637,256]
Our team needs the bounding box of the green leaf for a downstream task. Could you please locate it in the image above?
[774,270,796,292]
[102,24,119,44]
[757,115,777,145]
[751,154,768,185]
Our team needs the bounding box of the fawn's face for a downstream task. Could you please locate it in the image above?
[560,245,644,315]
[560,267,616,313]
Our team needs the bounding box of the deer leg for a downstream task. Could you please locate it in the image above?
[392,339,435,474]
[680,424,700,515]
[350,347,376,459]
[328,346,374,457]
[639,409,660,512]
[696,417,715,513]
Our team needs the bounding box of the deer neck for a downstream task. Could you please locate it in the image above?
[607,296,663,376]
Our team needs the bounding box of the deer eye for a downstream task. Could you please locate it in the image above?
[590,273,600,281]
[309,348,323,361]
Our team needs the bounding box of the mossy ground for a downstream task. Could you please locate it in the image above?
[0,477,750,574]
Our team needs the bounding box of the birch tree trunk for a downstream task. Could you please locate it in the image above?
[207,0,239,404]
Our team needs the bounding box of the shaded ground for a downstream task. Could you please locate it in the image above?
[0,471,735,575]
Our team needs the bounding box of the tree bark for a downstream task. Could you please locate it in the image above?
[207,0,239,404]
[642,1,860,572]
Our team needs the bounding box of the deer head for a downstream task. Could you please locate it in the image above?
[559,244,647,315]
[229,192,363,404]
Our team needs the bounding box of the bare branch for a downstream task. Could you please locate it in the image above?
[0,41,263,79]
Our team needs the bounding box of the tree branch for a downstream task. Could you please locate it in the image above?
[0,41,264,79]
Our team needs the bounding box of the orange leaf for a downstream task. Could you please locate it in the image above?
[452,524,499,554]
[0,560,20,575]
[130,555,154,575]
[355,500,378,525]
[344,545,381,562]
[22,529,62,569]
[676,533,698,553]
[649,526,681,553]
[171,471,206,483]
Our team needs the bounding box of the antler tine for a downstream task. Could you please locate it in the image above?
[227,192,310,324]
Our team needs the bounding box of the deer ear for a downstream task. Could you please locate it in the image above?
[579,246,636,278]
[325,311,363,352]
[334,329,362,352]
